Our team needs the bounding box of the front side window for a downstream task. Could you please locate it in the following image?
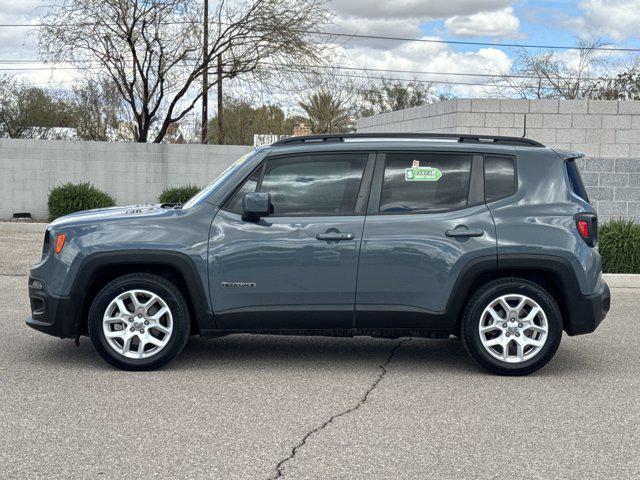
[225,153,368,216]
[261,154,367,215]
[226,167,261,214]
[379,153,472,213]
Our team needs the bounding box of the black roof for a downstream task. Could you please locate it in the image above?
[272,133,544,148]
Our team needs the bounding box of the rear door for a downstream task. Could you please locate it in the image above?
[355,150,497,331]
[209,151,374,330]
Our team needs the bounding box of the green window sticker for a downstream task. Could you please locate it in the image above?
[404,160,442,182]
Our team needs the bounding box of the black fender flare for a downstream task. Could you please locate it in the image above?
[446,253,589,334]
[70,250,214,335]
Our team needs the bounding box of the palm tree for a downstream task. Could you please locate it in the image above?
[298,90,354,134]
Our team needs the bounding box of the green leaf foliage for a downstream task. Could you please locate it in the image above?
[599,219,640,274]
[48,182,116,221]
[158,184,201,204]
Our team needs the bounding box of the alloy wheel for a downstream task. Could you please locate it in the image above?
[102,289,174,359]
[478,294,549,364]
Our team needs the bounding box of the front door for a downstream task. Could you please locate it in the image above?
[355,151,497,332]
[209,152,373,330]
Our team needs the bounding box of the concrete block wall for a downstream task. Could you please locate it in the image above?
[0,139,252,220]
[357,98,640,221]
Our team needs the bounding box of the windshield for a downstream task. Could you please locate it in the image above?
[183,150,259,209]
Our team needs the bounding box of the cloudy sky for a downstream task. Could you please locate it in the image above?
[1,0,640,98]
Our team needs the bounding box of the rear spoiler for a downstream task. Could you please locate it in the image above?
[552,148,586,161]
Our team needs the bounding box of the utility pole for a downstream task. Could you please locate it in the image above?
[217,53,224,145]
[201,0,208,144]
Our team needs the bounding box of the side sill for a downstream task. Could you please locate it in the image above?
[200,328,451,339]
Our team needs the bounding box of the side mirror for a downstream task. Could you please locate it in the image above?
[242,192,271,221]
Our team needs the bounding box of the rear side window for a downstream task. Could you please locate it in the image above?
[484,155,516,202]
[379,153,472,213]
[566,159,590,203]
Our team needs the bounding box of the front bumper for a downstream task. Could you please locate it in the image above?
[26,276,77,339]
[565,280,610,336]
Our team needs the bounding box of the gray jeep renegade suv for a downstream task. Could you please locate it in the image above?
[27,133,610,375]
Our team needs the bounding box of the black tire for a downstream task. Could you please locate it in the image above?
[88,273,190,371]
[461,278,562,376]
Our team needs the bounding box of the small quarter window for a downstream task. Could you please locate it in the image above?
[484,155,516,203]
[379,153,472,213]
[566,159,589,203]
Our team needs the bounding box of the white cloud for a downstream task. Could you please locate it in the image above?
[0,0,41,15]
[328,0,513,20]
[336,39,512,97]
[445,7,520,37]
[569,0,640,40]
[331,16,424,49]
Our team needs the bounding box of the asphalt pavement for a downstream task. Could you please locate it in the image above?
[1,231,639,479]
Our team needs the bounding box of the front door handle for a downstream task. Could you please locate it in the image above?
[316,232,354,241]
[445,228,484,238]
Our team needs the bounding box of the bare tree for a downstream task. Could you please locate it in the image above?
[590,60,640,100]
[38,0,330,143]
[494,39,610,99]
[72,78,125,141]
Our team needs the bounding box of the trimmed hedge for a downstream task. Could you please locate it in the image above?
[48,182,116,221]
[158,184,201,204]
[600,219,640,274]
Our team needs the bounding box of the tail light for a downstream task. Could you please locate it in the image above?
[576,213,597,247]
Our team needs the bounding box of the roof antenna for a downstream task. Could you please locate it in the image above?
[522,114,527,138]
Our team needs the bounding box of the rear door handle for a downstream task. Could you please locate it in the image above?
[445,228,484,238]
[316,232,354,241]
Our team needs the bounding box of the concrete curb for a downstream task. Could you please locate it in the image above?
[602,274,640,288]
[0,222,47,233]
[2,222,640,286]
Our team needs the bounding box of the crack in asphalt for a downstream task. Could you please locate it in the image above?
[269,338,410,479]
[0,273,27,277]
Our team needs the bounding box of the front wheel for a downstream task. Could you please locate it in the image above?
[461,278,562,376]
[88,273,190,370]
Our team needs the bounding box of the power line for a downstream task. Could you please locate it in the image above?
[307,30,640,53]
[281,64,603,82]
[1,20,640,53]
[0,61,606,83]
[0,65,511,89]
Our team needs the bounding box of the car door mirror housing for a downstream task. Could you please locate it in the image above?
[242,192,272,220]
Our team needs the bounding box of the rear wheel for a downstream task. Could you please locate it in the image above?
[88,273,190,370]
[461,278,562,376]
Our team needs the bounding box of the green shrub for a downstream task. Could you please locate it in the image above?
[158,184,201,204]
[48,182,116,221]
[599,219,640,274]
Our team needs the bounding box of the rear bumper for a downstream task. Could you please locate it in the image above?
[26,277,77,339]
[565,280,610,336]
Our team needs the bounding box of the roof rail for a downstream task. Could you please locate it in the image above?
[272,133,545,147]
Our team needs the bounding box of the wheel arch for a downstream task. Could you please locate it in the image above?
[449,254,581,334]
[72,250,213,338]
